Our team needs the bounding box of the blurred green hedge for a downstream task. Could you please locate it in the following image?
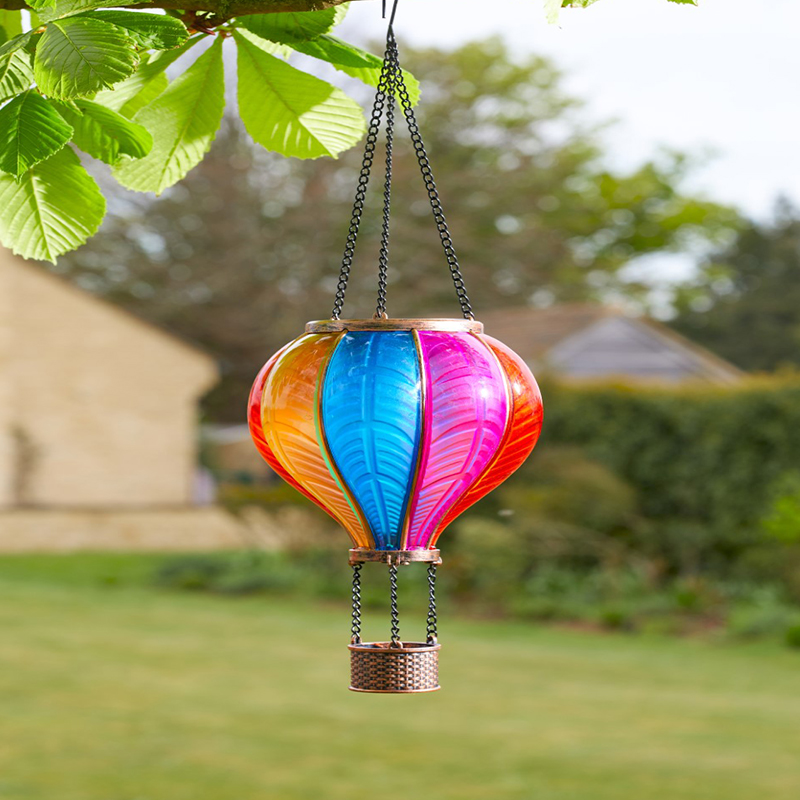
[531,377,800,573]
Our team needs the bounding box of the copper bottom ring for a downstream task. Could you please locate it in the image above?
[348,548,442,566]
[349,641,441,693]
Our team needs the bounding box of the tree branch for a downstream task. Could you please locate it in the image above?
[0,0,364,16]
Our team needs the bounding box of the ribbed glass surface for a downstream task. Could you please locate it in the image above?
[250,325,543,551]
[321,332,421,549]
[260,333,372,548]
[405,332,510,549]
[432,335,543,544]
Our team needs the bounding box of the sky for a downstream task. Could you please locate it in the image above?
[340,0,798,222]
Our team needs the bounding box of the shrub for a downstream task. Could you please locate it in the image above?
[726,587,797,639]
[784,623,800,649]
[153,552,301,596]
[523,378,800,572]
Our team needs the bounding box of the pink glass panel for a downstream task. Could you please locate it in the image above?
[431,335,543,544]
[404,332,509,549]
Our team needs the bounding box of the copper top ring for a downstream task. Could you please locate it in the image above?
[306,318,484,334]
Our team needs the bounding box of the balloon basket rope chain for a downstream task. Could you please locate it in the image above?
[348,550,442,694]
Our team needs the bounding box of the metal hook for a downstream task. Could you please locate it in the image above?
[382,0,400,28]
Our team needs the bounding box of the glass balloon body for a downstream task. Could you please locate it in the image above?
[249,325,543,551]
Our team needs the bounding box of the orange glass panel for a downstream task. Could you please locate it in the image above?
[248,343,339,518]
[261,333,372,548]
[431,334,543,543]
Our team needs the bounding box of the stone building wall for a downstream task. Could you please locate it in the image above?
[0,251,218,510]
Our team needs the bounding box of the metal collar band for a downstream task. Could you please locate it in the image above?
[349,548,442,566]
[307,319,483,334]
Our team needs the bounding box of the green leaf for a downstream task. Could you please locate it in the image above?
[114,37,225,194]
[667,0,698,4]
[0,11,24,41]
[77,11,188,50]
[0,32,33,60]
[289,35,420,106]
[38,0,125,24]
[34,17,138,100]
[0,146,105,262]
[239,7,343,43]
[94,36,201,118]
[0,50,34,103]
[0,90,72,176]
[233,29,366,160]
[27,0,56,11]
[544,0,562,23]
[52,98,152,165]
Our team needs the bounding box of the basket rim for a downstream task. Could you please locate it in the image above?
[349,640,441,654]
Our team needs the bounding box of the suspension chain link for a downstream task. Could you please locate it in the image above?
[331,24,474,321]
[390,33,474,320]
[389,563,401,646]
[426,563,438,644]
[375,43,397,319]
[350,563,363,644]
[331,41,395,320]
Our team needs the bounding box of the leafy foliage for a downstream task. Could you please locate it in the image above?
[52,98,152,165]
[672,202,800,372]
[555,0,697,18]
[290,35,421,105]
[114,37,225,194]
[0,31,33,59]
[0,90,72,175]
[0,3,428,258]
[234,28,366,159]
[238,7,344,42]
[0,9,24,40]
[0,146,104,261]
[94,42,199,117]
[0,50,33,103]
[34,17,139,99]
[0,0,697,259]
[77,11,189,51]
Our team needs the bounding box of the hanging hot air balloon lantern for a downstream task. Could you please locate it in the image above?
[248,3,543,694]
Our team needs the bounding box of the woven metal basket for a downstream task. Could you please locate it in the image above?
[349,641,441,693]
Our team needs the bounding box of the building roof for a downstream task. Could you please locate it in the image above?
[479,303,744,385]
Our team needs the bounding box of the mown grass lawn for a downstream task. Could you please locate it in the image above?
[0,554,799,800]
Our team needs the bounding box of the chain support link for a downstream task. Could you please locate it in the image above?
[389,562,401,646]
[331,23,474,321]
[375,55,396,319]
[426,562,438,644]
[331,41,395,320]
[351,563,363,644]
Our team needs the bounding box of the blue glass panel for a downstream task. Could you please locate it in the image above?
[321,331,422,549]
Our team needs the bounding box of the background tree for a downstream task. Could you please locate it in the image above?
[54,38,737,420]
[671,200,800,371]
[0,0,698,261]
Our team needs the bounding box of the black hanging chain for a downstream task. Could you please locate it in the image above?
[330,14,474,321]
[375,52,396,319]
[389,562,401,646]
[331,41,395,320]
[350,563,362,644]
[426,562,438,644]
[390,35,474,321]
